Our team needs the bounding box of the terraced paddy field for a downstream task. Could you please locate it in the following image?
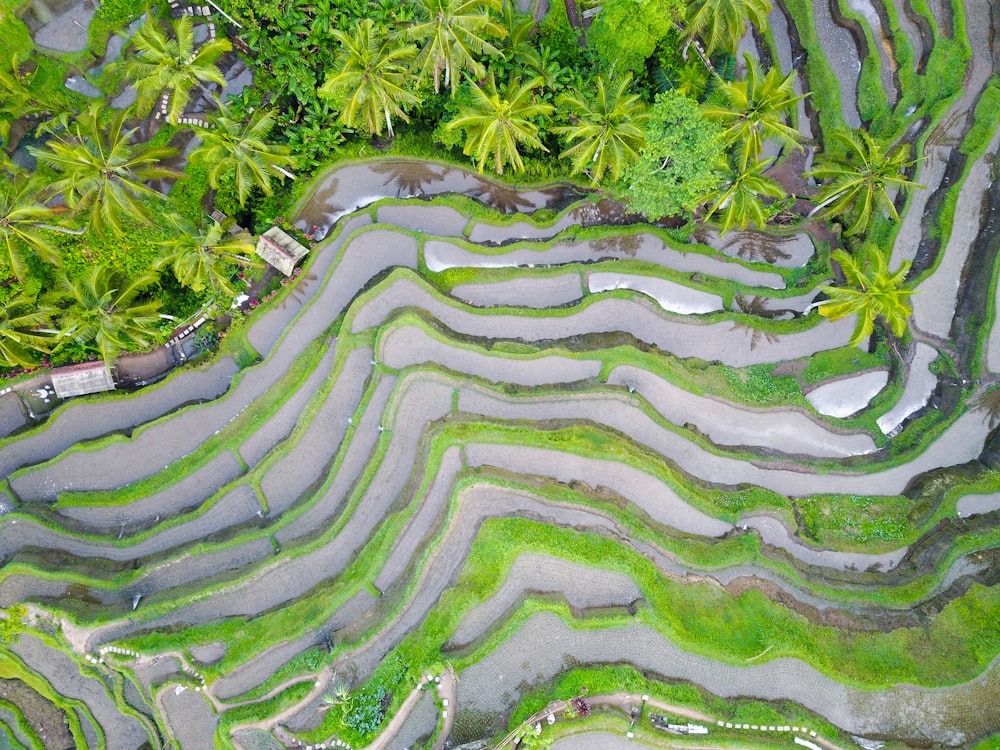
[2,1,1000,748]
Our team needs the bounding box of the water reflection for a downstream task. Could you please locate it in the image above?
[370,161,446,197]
[296,159,590,240]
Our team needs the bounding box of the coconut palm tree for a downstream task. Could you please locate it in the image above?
[817,246,914,347]
[29,105,181,236]
[125,15,232,124]
[1,177,61,279]
[684,0,772,55]
[190,106,295,206]
[554,73,648,185]
[155,216,259,297]
[0,292,58,368]
[806,128,924,236]
[318,19,421,138]
[0,54,62,147]
[702,54,806,170]
[51,265,165,366]
[445,73,553,175]
[700,156,785,235]
[407,0,506,95]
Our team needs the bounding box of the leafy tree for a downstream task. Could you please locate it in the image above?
[190,106,295,206]
[407,0,506,95]
[588,0,684,74]
[818,246,914,346]
[684,0,772,55]
[29,105,181,236]
[701,155,785,234]
[622,91,724,219]
[125,15,231,124]
[155,216,259,297]
[806,128,924,236]
[51,265,165,366]
[554,73,648,184]
[445,73,553,175]
[318,19,420,138]
[1,177,60,279]
[0,293,58,368]
[702,54,806,170]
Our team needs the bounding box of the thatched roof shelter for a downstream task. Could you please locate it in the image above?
[255,227,309,277]
[51,362,116,398]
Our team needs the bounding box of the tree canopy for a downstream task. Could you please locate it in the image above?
[622,91,724,220]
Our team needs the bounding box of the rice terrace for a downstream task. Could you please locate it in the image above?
[0,0,999,748]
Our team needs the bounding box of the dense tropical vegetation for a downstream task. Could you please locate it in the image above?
[0,0,946,376]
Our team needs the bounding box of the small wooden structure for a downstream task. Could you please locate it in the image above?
[255,227,309,277]
[51,362,116,399]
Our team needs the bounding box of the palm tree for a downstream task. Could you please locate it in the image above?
[702,54,807,170]
[684,0,772,55]
[445,73,553,175]
[318,19,421,138]
[155,216,259,297]
[1,177,61,279]
[52,266,165,366]
[125,15,232,124]
[190,106,295,206]
[806,128,924,236]
[701,156,785,235]
[407,0,507,95]
[0,54,61,147]
[817,246,914,346]
[0,292,58,368]
[554,74,649,185]
[29,105,181,236]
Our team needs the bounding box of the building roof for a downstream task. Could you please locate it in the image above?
[255,226,309,277]
[51,362,116,398]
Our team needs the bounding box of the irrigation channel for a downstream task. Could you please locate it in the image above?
[2,2,1000,746]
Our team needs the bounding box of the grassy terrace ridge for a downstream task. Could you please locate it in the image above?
[1,0,998,747]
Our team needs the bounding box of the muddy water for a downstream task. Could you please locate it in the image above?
[295,160,586,240]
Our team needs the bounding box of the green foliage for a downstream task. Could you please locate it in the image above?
[587,0,683,74]
[95,0,146,26]
[701,156,786,235]
[621,91,724,219]
[445,73,554,175]
[819,246,915,346]
[553,73,648,184]
[807,128,924,236]
[961,76,1000,156]
[702,54,807,171]
[796,494,909,546]
[684,0,772,55]
[169,158,211,223]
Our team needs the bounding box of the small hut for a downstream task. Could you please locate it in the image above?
[51,362,116,398]
[255,227,309,277]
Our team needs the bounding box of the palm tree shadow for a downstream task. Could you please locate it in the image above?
[472,182,535,214]
[370,161,447,197]
[279,272,319,308]
[974,386,1000,428]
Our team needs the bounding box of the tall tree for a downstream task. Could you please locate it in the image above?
[0,177,60,280]
[684,0,772,56]
[407,0,506,95]
[0,54,61,147]
[318,19,420,138]
[554,73,649,185]
[0,292,58,368]
[52,266,165,366]
[155,216,259,297]
[622,91,724,219]
[445,73,553,175]
[700,156,785,235]
[28,105,181,236]
[125,15,232,124]
[702,54,806,170]
[588,0,684,74]
[190,106,295,206]
[818,246,914,346]
[806,128,924,236]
